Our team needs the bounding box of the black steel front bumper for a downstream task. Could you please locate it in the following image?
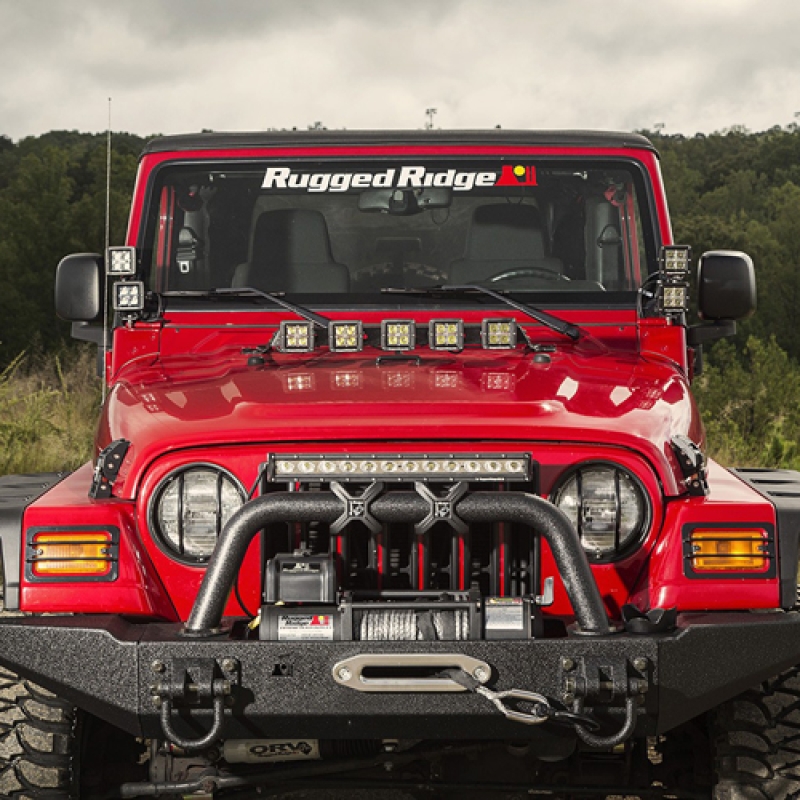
[3,489,799,746]
[1,610,800,742]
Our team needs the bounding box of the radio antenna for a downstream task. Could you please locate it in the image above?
[101,97,112,402]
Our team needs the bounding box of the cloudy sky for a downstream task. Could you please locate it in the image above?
[1,0,798,140]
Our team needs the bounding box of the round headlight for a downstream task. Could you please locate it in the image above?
[150,466,246,563]
[551,463,649,560]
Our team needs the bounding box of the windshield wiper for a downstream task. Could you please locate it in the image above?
[159,287,330,327]
[381,284,581,341]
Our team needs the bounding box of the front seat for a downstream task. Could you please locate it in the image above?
[448,204,563,285]
[233,209,349,293]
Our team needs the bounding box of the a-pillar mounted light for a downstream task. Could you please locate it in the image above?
[658,245,691,316]
[107,246,144,315]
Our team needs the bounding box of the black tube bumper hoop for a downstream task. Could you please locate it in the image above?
[184,489,611,637]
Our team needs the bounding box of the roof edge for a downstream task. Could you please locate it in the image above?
[141,129,657,156]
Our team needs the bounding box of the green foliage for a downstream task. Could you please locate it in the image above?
[694,337,800,468]
[0,349,101,474]
[0,130,145,367]
[647,125,800,468]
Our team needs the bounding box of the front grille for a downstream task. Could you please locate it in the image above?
[260,480,541,597]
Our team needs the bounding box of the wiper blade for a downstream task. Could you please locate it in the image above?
[382,284,581,341]
[160,287,330,328]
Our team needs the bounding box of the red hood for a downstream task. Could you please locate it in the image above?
[99,345,699,496]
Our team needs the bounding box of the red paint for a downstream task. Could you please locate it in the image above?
[21,465,177,619]
[20,133,775,626]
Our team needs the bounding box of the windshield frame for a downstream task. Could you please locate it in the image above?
[135,153,663,311]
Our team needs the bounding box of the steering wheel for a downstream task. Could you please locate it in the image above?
[488,267,571,283]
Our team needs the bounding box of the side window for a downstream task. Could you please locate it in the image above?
[583,182,642,290]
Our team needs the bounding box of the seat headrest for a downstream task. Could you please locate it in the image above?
[466,205,546,260]
[252,209,335,265]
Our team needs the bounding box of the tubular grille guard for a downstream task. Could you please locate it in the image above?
[184,490,611,637]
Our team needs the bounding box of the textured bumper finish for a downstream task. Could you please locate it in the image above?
[0,612,798,739]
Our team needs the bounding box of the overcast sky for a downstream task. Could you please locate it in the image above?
[1,0,798,141]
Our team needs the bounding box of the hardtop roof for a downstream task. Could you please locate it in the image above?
[141,129,657,156]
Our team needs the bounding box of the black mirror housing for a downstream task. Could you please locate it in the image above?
[55,253,103,322]
[697,250,756,321]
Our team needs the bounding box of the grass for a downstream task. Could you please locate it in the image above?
[0,349,101,476]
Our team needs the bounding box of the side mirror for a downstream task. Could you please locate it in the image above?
[697,250,756,321]
[55,253,103,322]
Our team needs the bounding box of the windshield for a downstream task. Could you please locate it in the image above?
[141,159,657,304]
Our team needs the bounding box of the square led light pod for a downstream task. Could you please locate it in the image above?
[660,245,692,277]
[112,281,144,311]
[106,246,137,276]
[429,319,464,351]
[279,321,315,352]
[329,321,363,352]
[661,284,689,313]
[381,320,416,351]
[481,318,517,349]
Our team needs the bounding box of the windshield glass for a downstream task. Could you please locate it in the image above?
[141,159,657,304]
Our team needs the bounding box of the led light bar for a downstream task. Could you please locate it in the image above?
[329,321,363,352]
[481,319,517,349]
[429,319,464,351]
[112,281,144,311]
[278,321,315,353]
[381,320,416,351]
[106,246,136,276]
[268,453,532,483]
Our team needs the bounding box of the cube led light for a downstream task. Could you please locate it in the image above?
[481,319,517,349]
[329,321,363,352]
[660,245,692,276]
[279,321,315,352]
[381,320,416,351]
[429,319,464,351]
[112,281,144,311]
[106,246,137,276]
[661,285,689,312]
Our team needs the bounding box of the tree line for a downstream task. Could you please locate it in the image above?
[0,131,144,363]
[1,126,800,467]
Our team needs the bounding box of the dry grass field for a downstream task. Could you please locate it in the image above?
[0,348,100,476]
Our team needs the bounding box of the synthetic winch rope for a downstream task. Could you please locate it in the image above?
[358,609,470,640]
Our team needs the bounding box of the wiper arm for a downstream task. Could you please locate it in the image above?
[160,287,330,328]
[382,284,581,341]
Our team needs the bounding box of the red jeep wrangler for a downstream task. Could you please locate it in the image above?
[0,130,794,798]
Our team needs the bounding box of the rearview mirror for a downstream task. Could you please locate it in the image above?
[55,253,103,322]
[358,187,452,215]
[697,250,756,321]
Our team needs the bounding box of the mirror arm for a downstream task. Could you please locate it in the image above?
[70,321,104,346]
[687,319,737,347]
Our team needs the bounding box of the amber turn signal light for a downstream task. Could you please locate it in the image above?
[689,529,768,572]
[30,532,113,577]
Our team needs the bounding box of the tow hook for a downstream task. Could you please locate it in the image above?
[150,658,239,751]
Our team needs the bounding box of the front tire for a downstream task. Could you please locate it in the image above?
[712,666,800,799]
[0,667,144,799]
[0,667,75,798]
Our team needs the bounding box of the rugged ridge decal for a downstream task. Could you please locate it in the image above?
[262,164,537,193]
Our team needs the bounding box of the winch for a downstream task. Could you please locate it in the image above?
[259,551,543,641]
